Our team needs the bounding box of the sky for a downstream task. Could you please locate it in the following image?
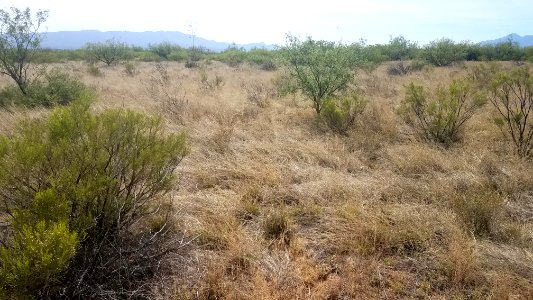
[2,0,532,45]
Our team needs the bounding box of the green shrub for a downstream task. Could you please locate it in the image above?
[0,100,189,298]
[0,84,25,107]
[320,93,367,134]
[168,49,188,61]
[28,70,92,107]
[489,66,533,157]
[85,38,129,66]
[525,47,533,63]
[383,35,419,61]
[399,80,486,145]
[423,38,467,67]
[0,69,92,107]
[468,62,502,90]
[218,48,246,67]
[0,189,78,298]
[149,42,177,59]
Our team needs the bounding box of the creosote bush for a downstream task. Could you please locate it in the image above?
[399,80,486,145]
[319,92,367,135]
[489,66,533,157]
[0,100,189,298]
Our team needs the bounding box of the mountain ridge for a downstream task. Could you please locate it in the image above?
[40,30,276,51]
[479,33,533,47]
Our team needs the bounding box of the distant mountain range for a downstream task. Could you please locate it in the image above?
[40,31,533,51]
[479,33,533,47]
[40,30,276,51]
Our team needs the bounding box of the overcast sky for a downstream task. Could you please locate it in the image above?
[3,0,531,45]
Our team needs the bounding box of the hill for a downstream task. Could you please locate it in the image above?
[480,33,533,47]
[40,30,275,51]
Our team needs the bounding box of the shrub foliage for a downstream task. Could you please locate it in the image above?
[0,101,189,298]
[489,66,533,157]
[399,80,486,145]
[320,93,367,134]
[85,38,130,66]
[281,35,359,113]
[0,69,91,107]
[423,38,467,67]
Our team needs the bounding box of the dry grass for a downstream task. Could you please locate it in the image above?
[1,60,532,299]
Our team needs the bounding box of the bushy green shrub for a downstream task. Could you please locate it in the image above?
[28,70,92,107]
[399,80,486,145]
[85,38,129,66]
[0,69,92,107]
[468,62,502,90]
[423,38,467,67]
[0,100,189,298]
[218,47,246,67]
[149,42,176,59]
[383,35,419,61]
[525,47,533,63]
[489,66,533,157]
[0,189,78,298]
[320,93,367,134]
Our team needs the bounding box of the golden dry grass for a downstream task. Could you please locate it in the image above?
[1,60,532,299]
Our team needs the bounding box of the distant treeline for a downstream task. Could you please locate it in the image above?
[34,36,533,67]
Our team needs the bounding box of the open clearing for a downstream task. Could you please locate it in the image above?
[1,61,532,299]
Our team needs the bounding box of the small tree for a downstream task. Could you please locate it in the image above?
[399,80,486,145]
[85,38,129,66]
[489,66,533,157]
[0,7,49,95]
[281,35,359,113]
